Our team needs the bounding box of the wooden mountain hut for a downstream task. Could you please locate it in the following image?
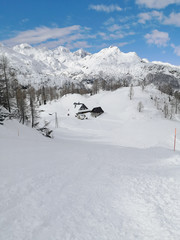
[91,107,104,117]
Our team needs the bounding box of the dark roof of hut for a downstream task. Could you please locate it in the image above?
[91,107,104,113]
[79,104,88,110]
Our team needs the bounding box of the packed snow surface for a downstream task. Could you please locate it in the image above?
[1,87,180,240]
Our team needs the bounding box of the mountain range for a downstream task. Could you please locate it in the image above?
[0,43,180,89]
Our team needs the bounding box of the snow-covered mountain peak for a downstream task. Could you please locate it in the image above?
[92,46,141,64]
[99,46,121,55]
[16,43,32,49]
[13,43,33,54]
[13,44,38,57]
[73,48,91,58]
[79,46,142,75]
[109,45,120,51]
[54,46,70,54]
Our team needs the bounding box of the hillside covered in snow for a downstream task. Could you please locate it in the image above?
[1,86,180,240]
[0,43,180,89]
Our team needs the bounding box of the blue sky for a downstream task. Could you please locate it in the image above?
[0,0,180,65]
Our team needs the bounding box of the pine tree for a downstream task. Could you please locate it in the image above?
[16,87,28,124]
[0,56,14,112]
[129,84,134,100]
[28,86,38,128]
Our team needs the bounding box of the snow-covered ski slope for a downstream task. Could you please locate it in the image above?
[1,86,180,240]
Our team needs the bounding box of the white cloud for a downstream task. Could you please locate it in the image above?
[97,31,124,40]
[117,42,129,47]
[163,12,180,26]
[3,25,83,46]
[138,11,163,23]
[37,40,64,49]
[99,27,134,40]
[89,4,122,13]
[66,41,92,49]
[138,13,152,23]
[21,18,29,23]
[145,30,170,46]
[2,25,98,51]
[104,17,115,25]
[136,0,180,9]
[116,41,135,47]
[37,32,95,49]
[107,24,122,32]
[171,44,180,56]
[98,32,108,39]
[109,33,124,39]
[138,10,180,27]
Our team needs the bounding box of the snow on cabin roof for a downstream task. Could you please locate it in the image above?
[76,109,91,115]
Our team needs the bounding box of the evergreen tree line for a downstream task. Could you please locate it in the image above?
[0,56,60,127]
[150,84,180,119]
[59,78,126,97]
[129,82,180,118]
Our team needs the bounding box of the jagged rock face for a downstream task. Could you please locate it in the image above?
[145,73,180,88]
[0,44,180,89]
